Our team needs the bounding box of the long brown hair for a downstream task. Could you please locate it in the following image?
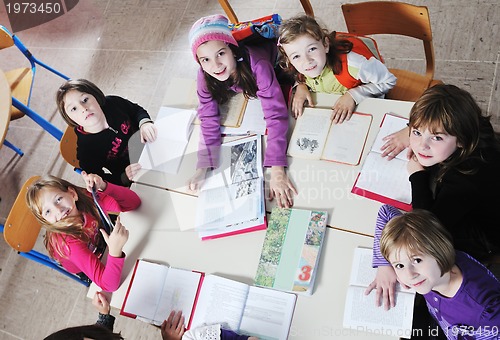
[409,84,500,181]
[277,15,353,82]
[202,43,258,104]
[26,175,102,259]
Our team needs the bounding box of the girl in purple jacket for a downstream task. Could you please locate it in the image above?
[188,14,297,208]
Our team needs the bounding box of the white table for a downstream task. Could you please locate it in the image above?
[88,182,398,339]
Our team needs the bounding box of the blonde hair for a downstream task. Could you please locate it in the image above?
[277,15,352,82]
[26,175,102,259]
[380,210,455,276]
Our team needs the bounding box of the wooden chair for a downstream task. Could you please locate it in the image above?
[0,25,69,152]
[217,0,314,24]
[1,176,90,286]
[341,1,442,102]
[60,126,81,172]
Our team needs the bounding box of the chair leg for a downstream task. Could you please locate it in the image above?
[18,250,91,286]
[11,97,63,141]
[3,139,24,156]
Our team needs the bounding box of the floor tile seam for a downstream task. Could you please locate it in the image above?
[27,46,173,53]
[0,329,24,340]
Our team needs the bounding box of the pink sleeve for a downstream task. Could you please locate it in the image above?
[65,236,124,292]
[98,182,141,213]
[196,69,222,169]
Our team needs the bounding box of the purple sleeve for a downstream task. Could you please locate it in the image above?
[372,204,403,267]
[196,69,222,169]
[64,237,124,292]
[251,49,289,167]
[220,328,250,340]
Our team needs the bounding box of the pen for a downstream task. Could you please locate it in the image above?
[222,132,251,137]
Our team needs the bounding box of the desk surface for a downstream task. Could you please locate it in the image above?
[133,94,414,235]
[89,183,395,339]
[0,69,12,145]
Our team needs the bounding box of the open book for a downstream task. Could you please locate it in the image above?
[288,108,372,165]
[351,113,412,211]
[138,107,196,174]
[343,247,415,338]
[255,208,327,295]
[195,135,266,239]
[121,260,296,340]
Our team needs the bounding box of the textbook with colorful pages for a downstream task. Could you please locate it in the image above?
[254,207,327,295]
[121,259,296,340]
[351,113,412,211]
[288,107,372,165]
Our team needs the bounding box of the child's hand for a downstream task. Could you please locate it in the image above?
[125,163,142,181]
[188,168,208,193]
[92,291,111,315]
[407,150,424,175]
[140,122,158,143]
[364,265,398,310]
[81,171,107,192]
[161,310,185,340]
[101,216,129,258]
[268,166,297,208]
[331,93,355,124]
[381,126,409,160]
[292,84,314,118]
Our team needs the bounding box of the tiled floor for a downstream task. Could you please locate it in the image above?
[0,0,499,339]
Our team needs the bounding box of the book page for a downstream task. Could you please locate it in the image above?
[287,108,331,159]
[322,113,372,165]
[221,98,267,135]
[354,152,412,204]
[239,286,297,340]
[371,113,409,160]
[121,260,169,321]
[189,275,249,332]
[138,107,196,174]
[343,247,415,338]
[343,286,415,338]
[154,268,203,327]
[219,92,248,128]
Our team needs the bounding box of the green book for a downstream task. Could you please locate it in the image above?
[254,207,328,295]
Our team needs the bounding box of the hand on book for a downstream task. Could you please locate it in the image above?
[188,168,208,192]
[101,216,129,258]
[125,163,142,181]
[140,121,158,143]
[331,93,355,124]
[268,166,297,208]
[291,84,314,118]
[380,126,410,160]
[364,265,398,310]
[160,310,185,340]
[81,171,107,193]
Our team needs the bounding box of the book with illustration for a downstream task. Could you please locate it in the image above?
[351,113,412,211]
[121,259,296,340]
[288,107,372,165]
[254,207,327,295]
[343,247,415,338]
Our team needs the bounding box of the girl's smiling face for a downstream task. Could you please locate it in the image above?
[388,247,449,295]
[409,125,458,167]
[196,40,237,82]
[39,187,80,223]
[281,33,329,78]
[63,90,107,133]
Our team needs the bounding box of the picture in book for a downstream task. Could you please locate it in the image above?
[255,207,327,295]
[195,135,265,233]
[288,107,372,165]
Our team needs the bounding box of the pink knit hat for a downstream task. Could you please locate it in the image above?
[189,14,238,61]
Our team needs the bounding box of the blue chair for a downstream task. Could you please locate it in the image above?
[0,25,69,154]
[1,176,90,286]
